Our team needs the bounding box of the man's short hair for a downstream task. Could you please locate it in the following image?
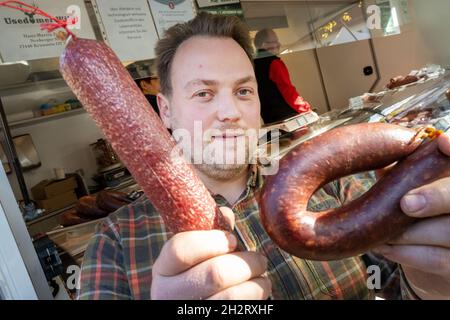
[253,28,272,49]
[155,12,254,96]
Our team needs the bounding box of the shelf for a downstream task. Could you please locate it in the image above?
[26,204,75,226]
[0,77,68,97]
[8,108,86,129]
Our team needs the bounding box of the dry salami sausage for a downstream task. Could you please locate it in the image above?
[260,123,450,260]
[59,38,229,233]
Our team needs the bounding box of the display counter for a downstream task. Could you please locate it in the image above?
[260,70,450,165]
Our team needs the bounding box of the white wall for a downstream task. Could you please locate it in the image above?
[411,0,450,68]
[282,49,329,114]
[371,27,431,92]
[317,39,377,109]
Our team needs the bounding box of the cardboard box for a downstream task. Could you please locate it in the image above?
[36,191,77,213]
[31,176,77,200]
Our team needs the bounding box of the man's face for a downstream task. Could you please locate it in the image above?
[158,36,261,180]
[261,30,281,55]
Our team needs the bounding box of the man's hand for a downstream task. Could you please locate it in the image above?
[373,134,450,299]
[151,207,271,300]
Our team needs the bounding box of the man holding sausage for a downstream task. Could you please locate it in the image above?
[78,13,450,300]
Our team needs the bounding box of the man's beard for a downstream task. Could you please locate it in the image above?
[193,138,251,181]
[171,120,257,181]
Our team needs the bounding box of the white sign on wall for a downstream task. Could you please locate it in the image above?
[196,0,240,8]
[0,0,95,62]
[95,0,159,62]
[147,0,195,38]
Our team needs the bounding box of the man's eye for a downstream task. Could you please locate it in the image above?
[237,88,253,96]
[195,91,212,99]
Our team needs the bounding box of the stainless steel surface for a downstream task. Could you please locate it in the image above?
[12,134,41,171]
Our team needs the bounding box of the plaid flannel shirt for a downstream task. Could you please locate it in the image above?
[78,168,419,300]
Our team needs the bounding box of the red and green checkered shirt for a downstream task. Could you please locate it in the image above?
[78,168,418,300]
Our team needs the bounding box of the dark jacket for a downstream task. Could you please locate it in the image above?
[254,50,297,124]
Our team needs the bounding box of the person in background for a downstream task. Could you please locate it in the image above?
[138,77,161,116]
[254,28,313,124]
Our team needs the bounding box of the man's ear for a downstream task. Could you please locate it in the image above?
[157,93,172,129]
[140,80,149,93]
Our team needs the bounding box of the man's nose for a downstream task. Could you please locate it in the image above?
[216,93,242,122]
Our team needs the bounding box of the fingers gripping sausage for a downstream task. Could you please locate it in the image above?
[59,38,229,233]
[260,123,450,261]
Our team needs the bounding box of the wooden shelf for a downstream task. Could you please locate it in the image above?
[8,108,86,129]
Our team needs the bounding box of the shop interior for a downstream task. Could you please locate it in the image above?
[0,0,449,299]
